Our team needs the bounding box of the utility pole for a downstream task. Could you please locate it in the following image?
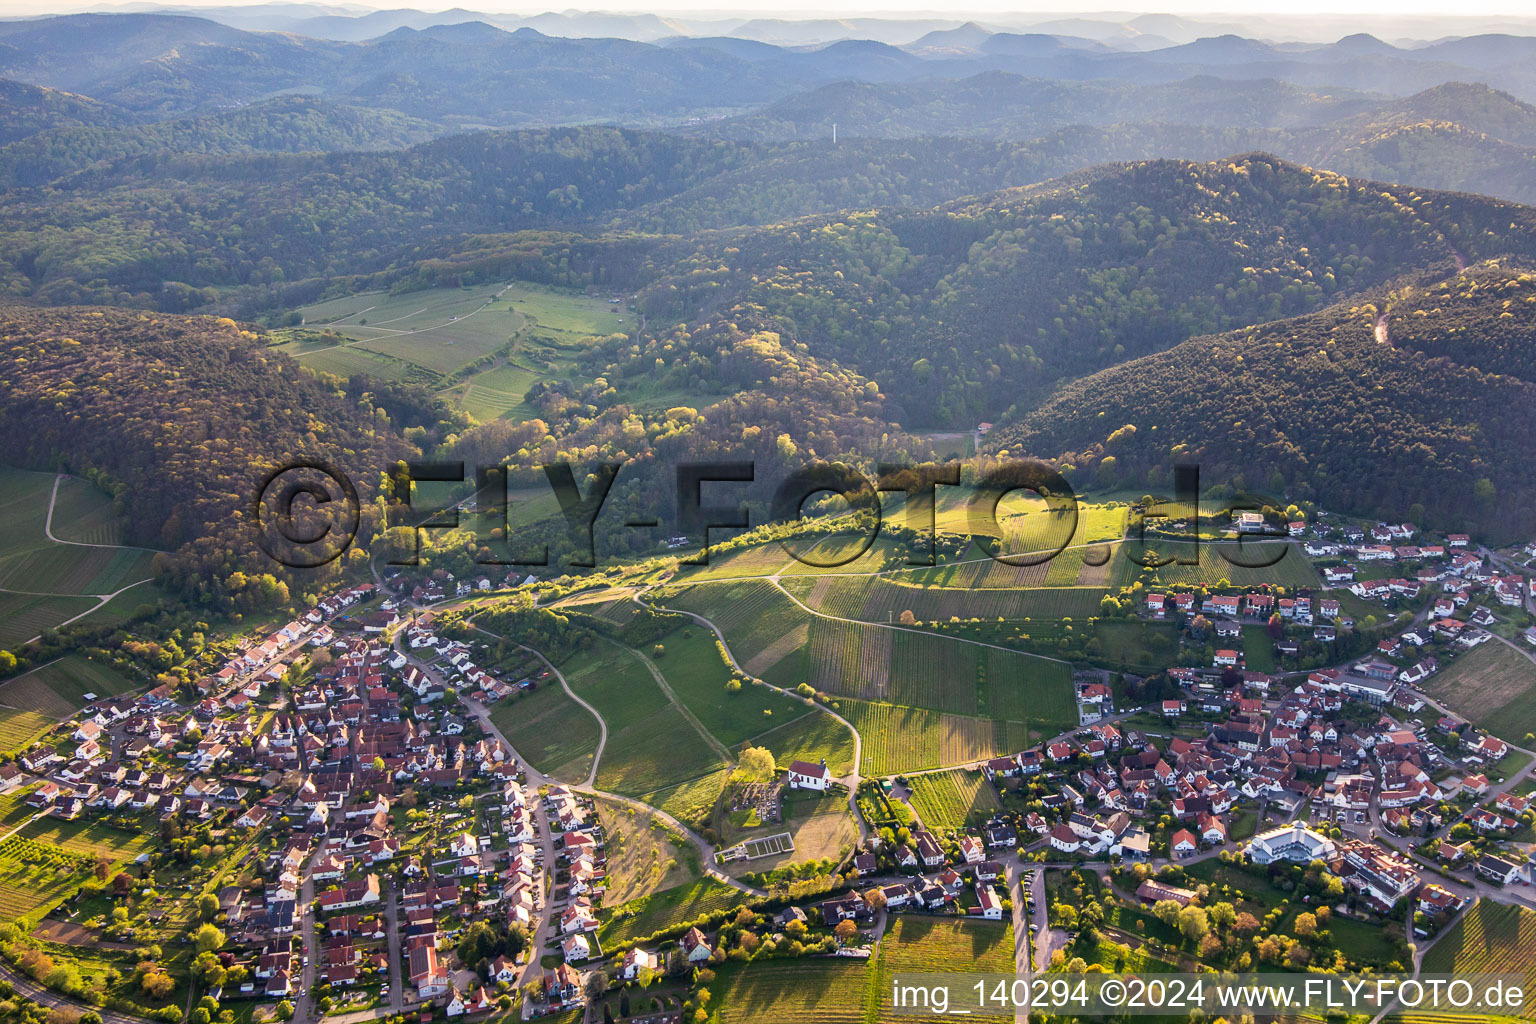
[832,122,837,145]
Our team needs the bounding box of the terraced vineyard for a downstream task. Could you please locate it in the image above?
[0,654,141,719]
[0,468,159,644]
[0,837,90,923]
[794,574,1107,623]
[908,768,1003,830]
[872,917,1017,1024]
[838,699,1033,777]
[1420,643,1536,741]
[19,816,155,860]
[1422,899,1536,1015]
[47,476,127,545]
[661,581,809,687]
[0,708,56,753]
[669,544,793,583]
[888,630,979,714]
[805,618,892,700]
[709,958,870,1024]
[0,593,97,647]
[1109,537,1321,590]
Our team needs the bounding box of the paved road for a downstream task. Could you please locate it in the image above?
[383,888,404,1015]
[387,629,565,999]
[1004,864,1032,1024]
[293,846,324,1023]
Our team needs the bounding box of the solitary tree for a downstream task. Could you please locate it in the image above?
[733,746,776,784]
[193,923,226,954]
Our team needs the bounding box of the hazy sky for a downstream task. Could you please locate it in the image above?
[22,0,1536,13]
[12,0,1536,25]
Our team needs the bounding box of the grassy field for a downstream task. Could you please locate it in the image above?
[907,768,1002,830]
[635,767,731,832]
[1421,643,1536,741]
[290,281,627,420]
[651,626,810,748]
[561,638,730,795]
[0,655,141,718]
[488,682,602,783]
[660,580,809,688]
[683,577,1075,730]
[608,873,1015,1022]
[597,877,748,947]
[596,705,728,796]
[559,640,671,724]
[1092,618,1181,672]
[292,283,526,371]
[77,581,171,627]
[1422,899,1536,1013]
[1242,624,1278,673]
[592,795,700,906]
[740,710,857,777]
[838,699,1032,777]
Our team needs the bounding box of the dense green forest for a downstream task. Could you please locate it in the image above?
[0,304,418,605]
[0,97,444,188]
[989,260,1536,536]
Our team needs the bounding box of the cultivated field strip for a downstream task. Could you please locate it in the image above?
[838,699,1033,776]
[663,581,809,685]
[795,575,1108,623]
[805,618,892,700]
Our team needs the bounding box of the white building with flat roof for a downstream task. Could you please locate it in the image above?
[1246,823,1337,865]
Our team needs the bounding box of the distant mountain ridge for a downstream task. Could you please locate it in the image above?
[8,11,1536,125]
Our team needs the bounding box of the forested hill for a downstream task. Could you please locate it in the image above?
[987,261,1536,538]
[17,147,1536,433]
[0,78,124,145]
[0,96,444,188]
[617,155,1536,426]
[0,305,417,608]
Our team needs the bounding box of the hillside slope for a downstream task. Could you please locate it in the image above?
[0,305,413,603]
[989,261,1536,535]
